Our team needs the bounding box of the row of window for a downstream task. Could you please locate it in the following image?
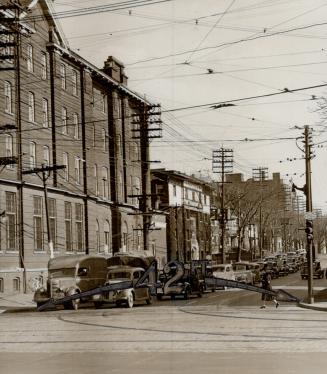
[25,44,79,96]
[0,277,21,293]
[172,184,208,205]
[0,192,84,252]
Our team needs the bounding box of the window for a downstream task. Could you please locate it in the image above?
[92,125,96,147]
[28,92,35,122]
[60,63,66,89]
[4,81,12,113]
[72,69,78,95]
[75,203,84,252]
[62,107,67,134]
[104,220,110,253]
[119,172,123,200]
[134,177,140,207]
[5,135,13,169]
[13,278,20,292]
[42,98,49,127]
[102,128,107,151]
[63,152,69,181]
[102,167,108,199]
[65,202,73,251]
[101,94,106,113]
[48,198,57,250]
[41,52,47,80]
[116,97,121,120]
[6,192,16,250]
[43,146,50,177]
[95,220,100,253]
[0,278,3,293]
[75,157,81,184]
[173,184,177,197]
[29,142,36,169]
[73,113,79,139]
[27,44,34,72]
[33,196,43,251]
[94,164,99,196]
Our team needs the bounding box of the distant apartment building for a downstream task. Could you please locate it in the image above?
[0,1,161,293]
[151,169,212,263]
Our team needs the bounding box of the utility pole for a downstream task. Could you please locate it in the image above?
[252,167,268,258]
[292,125,314,303]
[212,148,233,263]
[0,2,27,291]
[22,165,66,259]
[304,126,314,304]
[130,104,162,252]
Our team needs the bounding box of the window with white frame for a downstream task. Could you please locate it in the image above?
[4,81,12,114]
[102,166,108,199]
[43,146,49,168]
[42,98,49,127]
[5,135,13,169]
[6,192,16,250]
[65,202,73,251]
[63,152,69,181]
[94,164,99,196]
[134,177,140,206]
[75,203,84,252]
[27,44,34,72]
[13,278,20,292]
[33,196,43,251]
[75,157,81,184]
[101,94,106,113]
[119,171,123,200]
[102,128,107,151]
[62,107,67,134]
[48,198,57,250]
[60,63,66,89]
[104,220,110,253]
[29,141,36,169]
[40,52,47,80]
[73,113,79,139]
[72,69,78,96]
[95,220,100,253]
[28,92,35,122]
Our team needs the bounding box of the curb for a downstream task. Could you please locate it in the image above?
[297,301,327,312]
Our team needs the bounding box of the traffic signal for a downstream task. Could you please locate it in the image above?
[305,220,313,241]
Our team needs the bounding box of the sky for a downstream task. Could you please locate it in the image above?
[51,0,327,211]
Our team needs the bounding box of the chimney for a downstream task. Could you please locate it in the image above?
[103,56,128,85]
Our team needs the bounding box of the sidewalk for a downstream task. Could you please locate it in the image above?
[298,301,327,312]
[0,292,36,313]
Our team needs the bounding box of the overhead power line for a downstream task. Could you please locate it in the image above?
[25,0,173,21]
[162,82,327,113]
[126,20,327,66]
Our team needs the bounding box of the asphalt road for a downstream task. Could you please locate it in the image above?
[1,269,327,374]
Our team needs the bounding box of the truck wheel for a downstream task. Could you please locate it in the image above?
[157,294,163,301]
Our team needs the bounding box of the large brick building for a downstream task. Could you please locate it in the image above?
[0,0,163,293]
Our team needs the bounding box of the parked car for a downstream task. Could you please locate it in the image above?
[265,261,280,278]
[33,255,108,310]
[232,262,254,285]
[93,266,152,308]
[212,264,236,281]
[246,262,262,283]
[156,261,205,300]
[301,261,325,280]
[279,260,290,276]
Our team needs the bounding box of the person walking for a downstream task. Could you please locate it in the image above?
[260,264,279,309]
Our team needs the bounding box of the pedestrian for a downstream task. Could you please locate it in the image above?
[260,264,279,309]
